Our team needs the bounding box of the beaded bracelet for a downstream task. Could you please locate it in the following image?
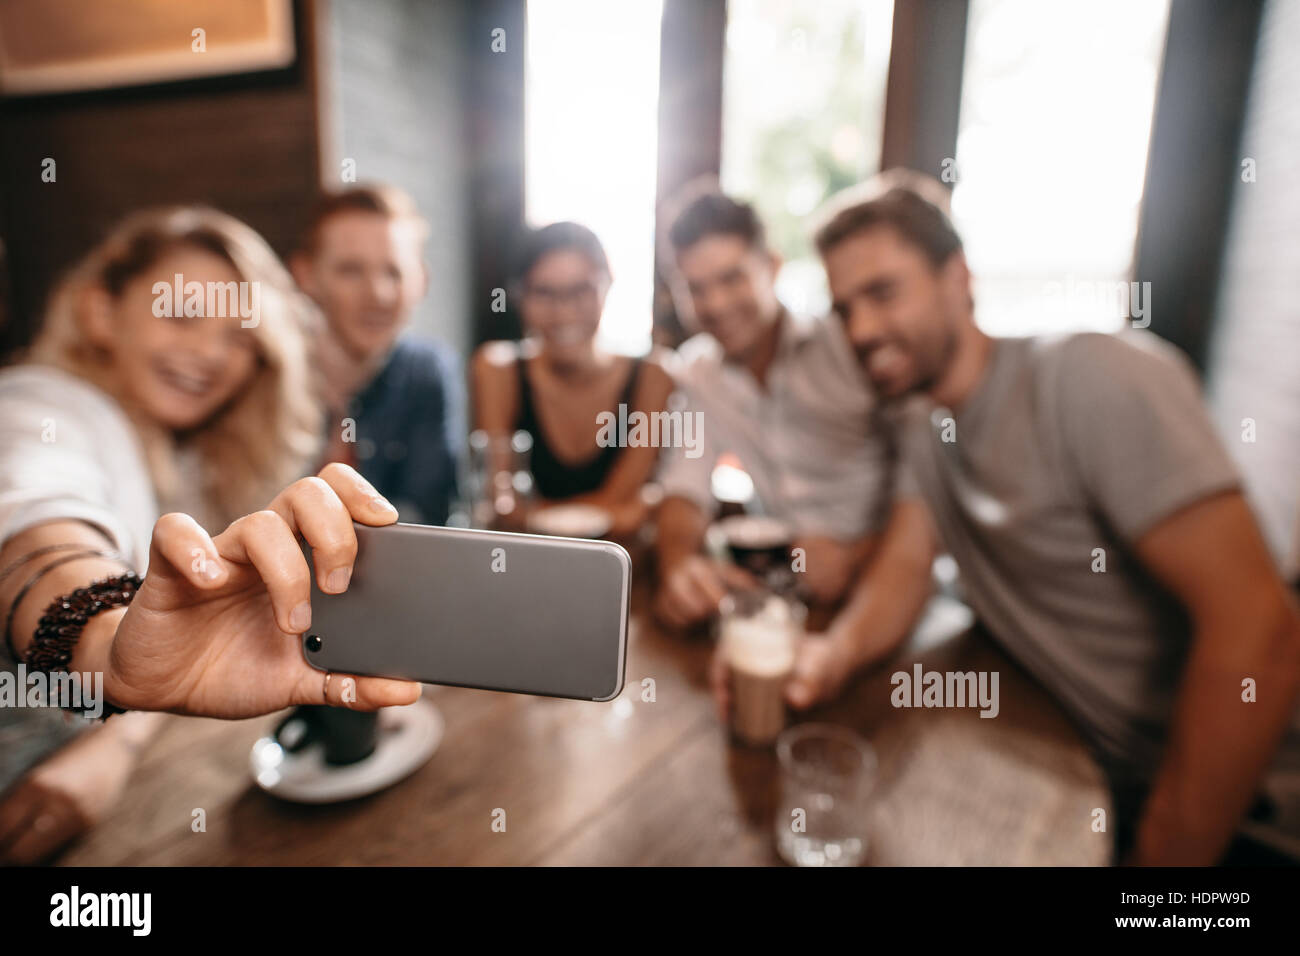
[25,571,142,720]
[3,550,124,661]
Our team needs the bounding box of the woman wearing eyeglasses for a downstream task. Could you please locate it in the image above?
[470,222,674,539]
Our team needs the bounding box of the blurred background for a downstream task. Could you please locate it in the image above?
[0,0,1296,574]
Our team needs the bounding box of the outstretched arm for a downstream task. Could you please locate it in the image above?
[4,464,421,719]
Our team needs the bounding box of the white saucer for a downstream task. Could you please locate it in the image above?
[527,503,612,538]
[249,698,444,804]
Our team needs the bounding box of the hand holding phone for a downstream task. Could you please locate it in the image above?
[103,465,420,718]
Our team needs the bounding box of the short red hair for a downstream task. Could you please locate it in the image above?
[299,184,429,256]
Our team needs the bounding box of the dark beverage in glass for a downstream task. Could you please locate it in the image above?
[716,514,793,585]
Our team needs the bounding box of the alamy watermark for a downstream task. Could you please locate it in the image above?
[988,275,1152,328]
[891,663,999,718]
[595,395,703,459]
[152,273,260,328]
[0,663,106,719]
[50,885,151,935]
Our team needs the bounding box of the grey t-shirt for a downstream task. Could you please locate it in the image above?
[895,330,1300,854]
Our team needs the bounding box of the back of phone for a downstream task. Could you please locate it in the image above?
[301,523,630,701]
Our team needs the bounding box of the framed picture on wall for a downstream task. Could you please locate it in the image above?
[0,0,295,96]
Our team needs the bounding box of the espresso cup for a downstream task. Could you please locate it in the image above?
[274,705,379,766]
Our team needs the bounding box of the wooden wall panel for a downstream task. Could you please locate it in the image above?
[0,0,324,358]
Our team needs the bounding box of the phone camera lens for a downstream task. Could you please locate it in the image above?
[306,634,322,653]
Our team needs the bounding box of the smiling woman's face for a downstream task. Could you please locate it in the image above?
[88,244,261,431]
[520,248,608,362]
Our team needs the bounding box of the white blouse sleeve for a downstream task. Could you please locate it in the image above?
[0,365,156,571]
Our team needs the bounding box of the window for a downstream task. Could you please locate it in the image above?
[951,0,1171,336]
[721,0,895,317]
[524,0,665,356]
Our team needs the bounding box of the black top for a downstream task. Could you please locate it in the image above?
[515,355,643,500]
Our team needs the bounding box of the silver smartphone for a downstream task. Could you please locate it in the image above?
[300,522,630,702]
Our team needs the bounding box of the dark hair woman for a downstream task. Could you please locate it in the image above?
[470,222,674,539]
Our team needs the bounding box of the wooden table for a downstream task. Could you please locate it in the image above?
[61,576,1112,866]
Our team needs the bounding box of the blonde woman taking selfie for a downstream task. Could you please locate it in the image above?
[0,207,419,863]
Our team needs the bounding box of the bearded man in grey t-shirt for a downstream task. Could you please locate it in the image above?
[787,169,1300,866]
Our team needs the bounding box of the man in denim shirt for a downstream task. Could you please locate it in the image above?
[341,335,461,525]
[292,184,462,526]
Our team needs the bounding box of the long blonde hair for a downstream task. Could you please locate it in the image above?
[30,206,323,528]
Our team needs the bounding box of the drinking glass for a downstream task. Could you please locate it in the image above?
[775,723,877,866]
[718,589,804,746]
[710,514,798,597]
[466,429,535,531]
